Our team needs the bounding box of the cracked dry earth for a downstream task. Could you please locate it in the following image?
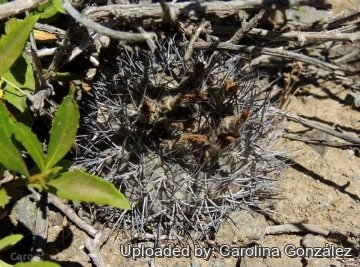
[47,80,360,266]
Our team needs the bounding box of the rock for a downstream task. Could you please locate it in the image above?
[344,92,360,108]
[190,258,202,267]
[48,210,63,227]
[305,257,337,267]
[264,256,302,267]
[240,257,268,267]
[301,234,338,267]
[216,211,267,245]
[301,234,328,248]
[208,261,225,267]
[304,130,329,157]
[10,195,37,231]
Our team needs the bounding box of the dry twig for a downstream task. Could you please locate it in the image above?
[325,4,360,29]
[227,9,266,44]
[184,21,209,61]
[83,232,108,267]
[0,0,46,20]
[132,233,179,241]
[57,20,118,71]
[34,22,66,37]
[33,191,107,266]
[202,9,267,80]
[84,0,331,21]
[266,224,330,236]
[37,47,57,58]
[248,28,360,43]
[28,13,47,89]
[266,224,358,248]
[279,30,360,43]
[213,24,360,41]
[159,0,174,23]
[270,107,360,145]
[284,133,360,148]
[62,0,156,42]
[48,194,98,237]
[194,41,342,72]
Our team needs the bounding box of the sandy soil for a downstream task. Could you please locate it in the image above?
[262,81,360,267]
[56,2,360,266]
[46,79,360,267]
[18,3,359,266]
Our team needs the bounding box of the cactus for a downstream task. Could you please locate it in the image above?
[76,34,283,241]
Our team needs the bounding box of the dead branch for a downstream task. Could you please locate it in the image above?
[84,0,331,21]
[227,9,266,44]
[270,107,360,145]
[266,224,330,236]
[83,232,108,267]
[137,26,157,52]
[34,22,66,37]
[284,133,360,148]
[132,233,179,241]
[241,54,272,70]
[55,19,119,72]
[266,224,357,247]
[194,41,342,72]
[284,113,360,145]
[201,9,267,80]
[159,0,175,23]
[62,0,156,42]
[213,23,359,39]
[280,30,360,43]
[28,13,46,89]
[184,21,209,61]
[48,194,98,237]
[325,4,360,29]
[37,47,57,58]
[248,28,360,43]
[46,193,108,266]
[0,0,46,20]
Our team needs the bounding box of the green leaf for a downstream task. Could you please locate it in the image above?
[0,188,10,208]
[0,16,39,76]
[14,262,60,267]
[0,100,13,137]
[33,0,66,19]
[0,127,29,177]
[45,96,79,169]
[37,5,59,19]
[0,100,44,170]
[1,55,36,112]
[0,260,12,267]
[28,166,62,188]
[47,170,131,210]
[0,234,23,252]
[52,0,66,14]
[10,122,45,171]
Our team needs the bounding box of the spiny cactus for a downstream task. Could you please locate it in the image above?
[76,34,283,241]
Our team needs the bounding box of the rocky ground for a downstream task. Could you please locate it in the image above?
[3,1,360,267]
[43,81,360,267]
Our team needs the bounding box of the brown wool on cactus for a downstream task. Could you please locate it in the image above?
[76,34,284,241]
